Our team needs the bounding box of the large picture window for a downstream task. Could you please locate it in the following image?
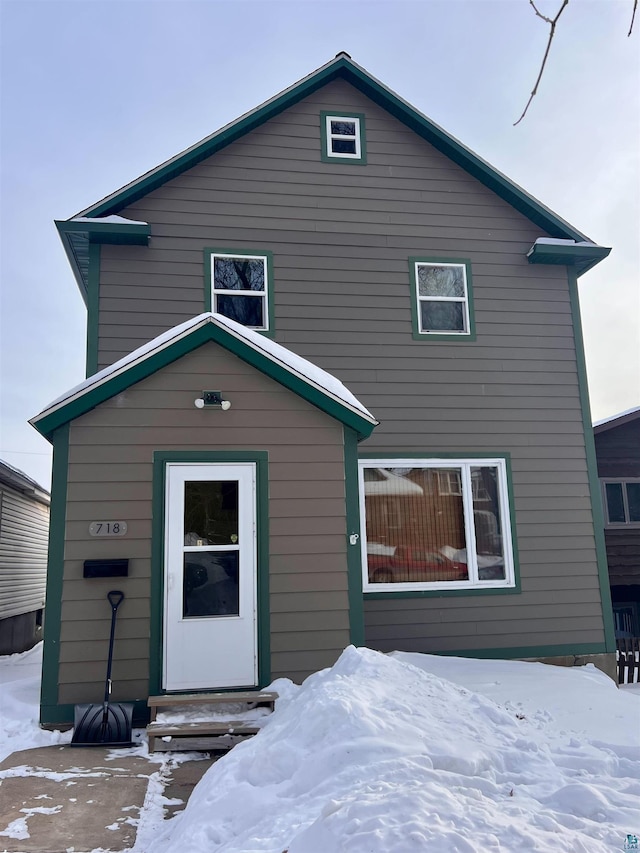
[408,258,475,340]
[205,249,273,333]
[359,458,516,592]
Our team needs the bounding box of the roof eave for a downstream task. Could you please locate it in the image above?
[526,242,612,276]
[30,316,378,443]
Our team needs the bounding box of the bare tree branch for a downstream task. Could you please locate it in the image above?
[629,0,638,36]
[514,0,570,126]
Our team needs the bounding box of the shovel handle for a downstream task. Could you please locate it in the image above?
[108,590,125,610]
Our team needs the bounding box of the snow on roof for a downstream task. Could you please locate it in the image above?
[531,237,599,248]
[70,215,148,226]
[36,313,376,424]
[593,404,640,430]
[0,459,50,498]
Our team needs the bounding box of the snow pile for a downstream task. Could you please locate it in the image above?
[148,646,640,853]
[0,644,71,763]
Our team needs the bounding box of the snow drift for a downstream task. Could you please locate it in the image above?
[148,646,640,853]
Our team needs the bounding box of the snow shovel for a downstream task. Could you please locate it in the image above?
[71,590,134,748]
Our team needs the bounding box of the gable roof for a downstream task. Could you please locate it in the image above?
[593,405,640,434]
[60,53,602,298]
[30,312,378,442]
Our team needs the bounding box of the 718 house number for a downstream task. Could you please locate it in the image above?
[89,521,128,536]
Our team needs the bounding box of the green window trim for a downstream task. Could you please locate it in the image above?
[204,248,275,338]
[320,111,367,164]
[358,451,520,600]
[408,257,476,341]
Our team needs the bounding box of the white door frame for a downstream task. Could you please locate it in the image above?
[162,462,258,691]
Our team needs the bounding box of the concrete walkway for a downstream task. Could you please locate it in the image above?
[0,745,214,853]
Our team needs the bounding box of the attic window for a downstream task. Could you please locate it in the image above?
[320,112,366,164]
[408,258,476,341]
[205,249,274,335]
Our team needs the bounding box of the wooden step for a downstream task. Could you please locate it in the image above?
[146,690,278,752]
[147,690,277,719]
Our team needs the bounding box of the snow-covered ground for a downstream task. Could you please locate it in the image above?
[1,643,639,852]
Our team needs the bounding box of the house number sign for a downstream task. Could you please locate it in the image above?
[89,521,128,537]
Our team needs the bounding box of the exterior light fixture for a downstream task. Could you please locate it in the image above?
[194,390,231,410]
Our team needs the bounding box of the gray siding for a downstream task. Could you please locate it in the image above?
[88,79,605,658]
[595,418,640,587]
[0,488,49,620]
[58,343,349,704]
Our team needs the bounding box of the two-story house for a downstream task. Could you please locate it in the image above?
[31,54,615,727]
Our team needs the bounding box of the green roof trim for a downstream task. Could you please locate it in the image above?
[55,218,151,301]
[30,315,377,443]
[527,240,611,277]
[69,54,593,243]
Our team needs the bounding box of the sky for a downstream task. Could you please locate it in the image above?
[1,0,638,490]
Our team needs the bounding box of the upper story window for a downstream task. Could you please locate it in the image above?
[601,479,640,527]
[205,249,274,336]
[320,111,367,164]
[408,258,475,341]
[359,457,517,593]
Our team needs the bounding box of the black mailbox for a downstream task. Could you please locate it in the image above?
[83,559,129,578]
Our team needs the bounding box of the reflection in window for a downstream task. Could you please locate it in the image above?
[210,253,269,330]
[412,261,471,335]
[602,480,640,526]
[360,460,513,589]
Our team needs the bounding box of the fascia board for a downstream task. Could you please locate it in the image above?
[30,318,377,442]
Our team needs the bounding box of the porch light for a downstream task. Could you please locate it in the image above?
[194,390,231,410]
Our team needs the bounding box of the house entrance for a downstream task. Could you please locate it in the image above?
[163,463,257,690]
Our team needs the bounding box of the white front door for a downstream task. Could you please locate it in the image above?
[163,463,257,691]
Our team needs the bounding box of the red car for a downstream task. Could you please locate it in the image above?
[367,545,468,584]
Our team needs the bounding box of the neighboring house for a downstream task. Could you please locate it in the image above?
[0,460,50,655]
[30,53,616,727]
[594,406,640,637]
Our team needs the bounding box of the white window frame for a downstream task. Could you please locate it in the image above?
[359,457,516,593]
[210,252,269,331]
[601,478,640,528]
[414,261,471,335]
[325,115,362,160]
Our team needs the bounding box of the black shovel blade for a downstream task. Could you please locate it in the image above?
[71,701,134,748]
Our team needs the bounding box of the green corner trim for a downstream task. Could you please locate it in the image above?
[343,428,365,645]
[567,269,616,653]
[203,248,275,338]
[357,451,521,599]
[75,56,590,245]
[150,451,271,696]
[408,257,476,341]
[430,642,609,660]
[85,244,100,377]
[527,241,611,277]
[320,111,367,164]
[39,424,69,726]
[32,319,376,442]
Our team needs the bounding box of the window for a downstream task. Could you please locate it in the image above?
[408,258,475,340]
[320,112,366,164]
[359,458,516,592]
[205,249,273,334]
[601,479,640,527]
